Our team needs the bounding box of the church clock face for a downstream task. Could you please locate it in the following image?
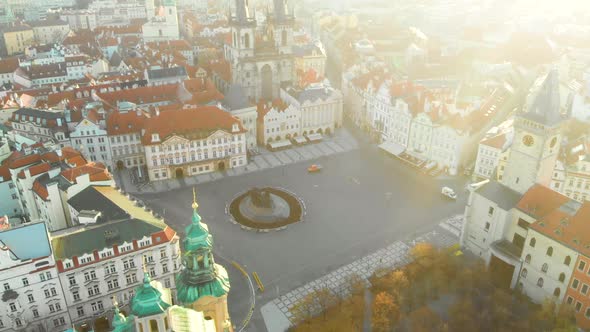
[523,135,535,147]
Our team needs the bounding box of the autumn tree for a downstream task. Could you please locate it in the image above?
[409,306,443,332]
[448,296,479,332]
[314,288,339,321]
[290,292,317,326]
[372,292,400,332]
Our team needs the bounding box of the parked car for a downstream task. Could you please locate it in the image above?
[307,164,323,173]
[441,187,457,200]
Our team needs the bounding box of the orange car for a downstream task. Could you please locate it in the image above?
[307,164,323,173]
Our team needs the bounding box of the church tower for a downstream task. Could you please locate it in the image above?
[501,69,564,194]
[269,0,295,55]
[228,0,256,63]
[175,190,232,332]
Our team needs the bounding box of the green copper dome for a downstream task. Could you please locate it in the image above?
[176,265,230,304]
[130,272,171,318]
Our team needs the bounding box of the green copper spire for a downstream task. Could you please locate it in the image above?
[130,261,171,318]
[183,188,213,251]
[176,188,230,305]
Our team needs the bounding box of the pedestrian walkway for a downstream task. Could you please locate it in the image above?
[120,129,359,194]
[260,215,462,332]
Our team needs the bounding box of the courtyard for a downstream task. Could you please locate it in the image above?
[135,138,469,331]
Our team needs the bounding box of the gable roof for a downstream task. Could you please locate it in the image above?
[141,106,243,145]
[517,184,571,219]
[475,180,522,211]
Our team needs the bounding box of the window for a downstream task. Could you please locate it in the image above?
[582,284,589,295]
[88,284,100,296]
[9,302,17,312]
[530,238,536,247]
[45,289,51,298]
[77,306,84,317]
[553,288,561,297]
[15,318,22,327]
[28,294,34,302]
[576,301,582,312]
[525,254,531,264]
[73,290,80,301]
[559,273,566,283]
[537,278,544,287]
[68,275,76,286]
[572,279,580,289]
[521,268,528,278]
[485,222,490,231]
[541,263,548,273]
[33,308,39,318]
[546,247,553,257]
[3,283,9,290]
[567,296,574,305]
[488,206,494,215]
[565,256,571,266]
[107,279,119,290]
[22,278,28,286]
[579,260,586,271]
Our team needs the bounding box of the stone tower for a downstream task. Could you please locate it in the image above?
[226,0,295,102]
[501,69,564,194]
[175,190,232,332]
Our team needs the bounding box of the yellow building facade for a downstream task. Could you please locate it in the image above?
[4,25,33,55]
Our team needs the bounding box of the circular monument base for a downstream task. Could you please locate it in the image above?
[229,187,303,230]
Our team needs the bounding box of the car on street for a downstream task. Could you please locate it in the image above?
[307,164,323,173]
[441,186,457,200]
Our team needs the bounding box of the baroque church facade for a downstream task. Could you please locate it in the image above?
[225,0,295,102]
[109,192,232,332]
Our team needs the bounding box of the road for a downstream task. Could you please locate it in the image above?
[136,143,468,331]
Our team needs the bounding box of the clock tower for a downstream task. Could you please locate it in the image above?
[501,69,564,194]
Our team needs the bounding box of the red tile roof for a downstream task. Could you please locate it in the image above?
[32,179,49,200]
[517,184,571,219]
[183,78,224,105]
[208,59,231,82]
[481,133,507,149]
[17,162,51,179]
[0,165,11,182]
[106,109,149,136]
[530,202,590,257]
[60,162,111,183]
[141,106,244,145]
[96,84,180,107]
[9,154,42,169]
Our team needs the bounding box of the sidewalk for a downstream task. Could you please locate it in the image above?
[118,129,359,194]
[260,215,465,332]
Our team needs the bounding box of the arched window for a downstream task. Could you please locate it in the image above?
[547,247,553,257]
[541,263,548,273]
[530,238,536,247]
[537,278,544,287]
[559,273,566,283]
[525,254,531,264]
[521,268,528,278]
[564,256,571,266]
[553,287,561,297]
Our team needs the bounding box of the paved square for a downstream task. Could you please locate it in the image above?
[137,143,468,332]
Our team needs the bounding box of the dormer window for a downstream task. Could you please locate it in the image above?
[152,133,160,142]
[232,124,239,133]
